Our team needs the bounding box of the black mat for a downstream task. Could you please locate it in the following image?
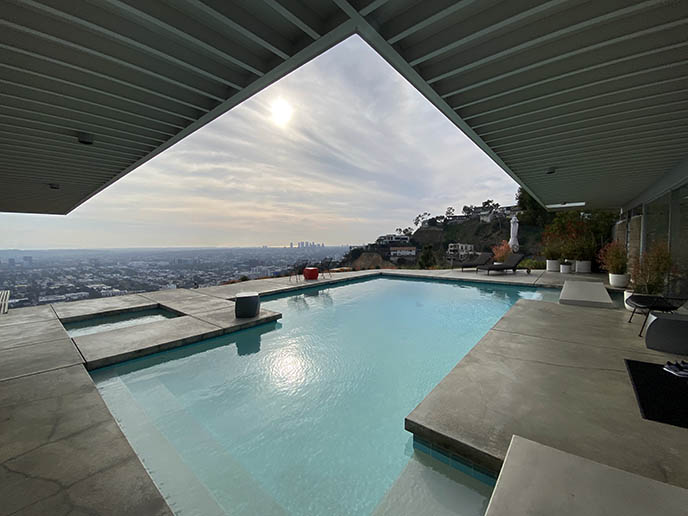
[625,359,688,429]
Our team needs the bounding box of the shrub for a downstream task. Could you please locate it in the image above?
[597,241,627,274]
[418,245,436,269]
[518,259,546,270]
[630,240,673,294]
[492,240,512,262]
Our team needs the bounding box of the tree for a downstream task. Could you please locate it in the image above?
[462,205,475,216]
[445,206,455,217]
[402,227,414,236]
[413,212,431,227]
[395,227,403,235]
[515,187,553,227]
[418,245,436,269]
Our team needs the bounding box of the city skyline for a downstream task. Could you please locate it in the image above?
[0,35,518,250]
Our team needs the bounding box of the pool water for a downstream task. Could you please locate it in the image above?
[92,278,555,515]
[65,308,178,338]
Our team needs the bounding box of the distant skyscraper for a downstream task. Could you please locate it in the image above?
[290,242,293,248]
[23,256,32,264]
[8,258,15,267]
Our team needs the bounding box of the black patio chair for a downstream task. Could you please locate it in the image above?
[626,294,687,336]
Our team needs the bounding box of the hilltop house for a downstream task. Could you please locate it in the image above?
[447,243,475,259]
[376,234,411,246]
[389,246,417,263]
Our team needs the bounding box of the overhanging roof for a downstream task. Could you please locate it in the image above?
[1,0,687,214]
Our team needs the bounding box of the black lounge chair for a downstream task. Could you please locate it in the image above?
[457,252,493,271]
[476,253,525,275]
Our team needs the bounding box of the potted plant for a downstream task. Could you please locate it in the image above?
[597,241,628,287]
[560,260,573,274]
[628,240,673,295]
[573,233,596,274]
[541,228,562,272]
[492,240,511,265]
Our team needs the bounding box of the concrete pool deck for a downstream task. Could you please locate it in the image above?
[1,268,679,513]
[406,299,688,489]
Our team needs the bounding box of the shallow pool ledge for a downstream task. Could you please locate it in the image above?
[74,308,282,370]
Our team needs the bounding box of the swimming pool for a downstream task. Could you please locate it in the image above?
[92,278,556,515]
[64,307,178,338]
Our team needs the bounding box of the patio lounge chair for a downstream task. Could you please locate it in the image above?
[476,253,525,275]
[458,252,493,271]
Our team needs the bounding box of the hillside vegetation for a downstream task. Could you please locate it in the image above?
[412,218,544,262]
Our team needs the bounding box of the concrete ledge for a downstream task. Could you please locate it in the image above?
[559,280,614,308]
[486,436,688,516]
[0,305,57,327]
[0,337,83,381]
[192,308,281,334]
[74,316,224,370]
[140,289,236,315]
[0,319,69,350]
[53,294,158,323]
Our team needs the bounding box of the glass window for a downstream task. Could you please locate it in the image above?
[644,193,671,250]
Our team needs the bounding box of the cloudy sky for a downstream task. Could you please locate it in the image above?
[1,36,518,249]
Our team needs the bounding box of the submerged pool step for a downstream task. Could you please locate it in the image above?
[95,372,287,515]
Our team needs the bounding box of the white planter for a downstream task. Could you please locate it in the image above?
[575,260,592,274]
[609,273,629,288]
[546,259,560,272]
[560,263,573,274]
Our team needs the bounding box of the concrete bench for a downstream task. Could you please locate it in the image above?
[0,290,9,314]
[559,280,614,309]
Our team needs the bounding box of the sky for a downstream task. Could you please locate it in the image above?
[0,35,518,249]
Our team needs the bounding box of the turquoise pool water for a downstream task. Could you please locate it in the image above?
[65,308,178,338]
[92,278,554,515]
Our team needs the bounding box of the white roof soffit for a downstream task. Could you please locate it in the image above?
[1,0,687,214]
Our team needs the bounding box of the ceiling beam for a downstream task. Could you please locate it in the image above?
[383,0,480,45]
[263,0,322,40]
[406,0,565,65]
[425,0,668,84]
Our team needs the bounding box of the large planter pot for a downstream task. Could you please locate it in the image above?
[575,260,592,274]
[546,259,560,272]
[609,273,629,288]
[560,263,573,274]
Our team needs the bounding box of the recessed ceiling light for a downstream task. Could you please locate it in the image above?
[546,167,556,175]
[48,183,60,190]
[78,132,94,145]
[546,202,586,209]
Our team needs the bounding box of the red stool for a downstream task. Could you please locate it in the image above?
[303,267,319,280]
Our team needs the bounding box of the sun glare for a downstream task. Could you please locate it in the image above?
[271,98,293,127]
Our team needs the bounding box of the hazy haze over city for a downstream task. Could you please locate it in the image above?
[0,35,518,250]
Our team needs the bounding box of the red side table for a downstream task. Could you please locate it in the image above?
[303,267,319,280]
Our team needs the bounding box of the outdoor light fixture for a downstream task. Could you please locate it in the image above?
[77,132,94,145]
[48,183,60,190]
[546,167,556,175]
[545,202,586,209]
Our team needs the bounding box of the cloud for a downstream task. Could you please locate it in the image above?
[0,35,518,248]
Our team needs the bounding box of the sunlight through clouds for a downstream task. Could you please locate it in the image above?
[0,35,518,249]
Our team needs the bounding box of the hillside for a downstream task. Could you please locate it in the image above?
[412,218,543,262]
